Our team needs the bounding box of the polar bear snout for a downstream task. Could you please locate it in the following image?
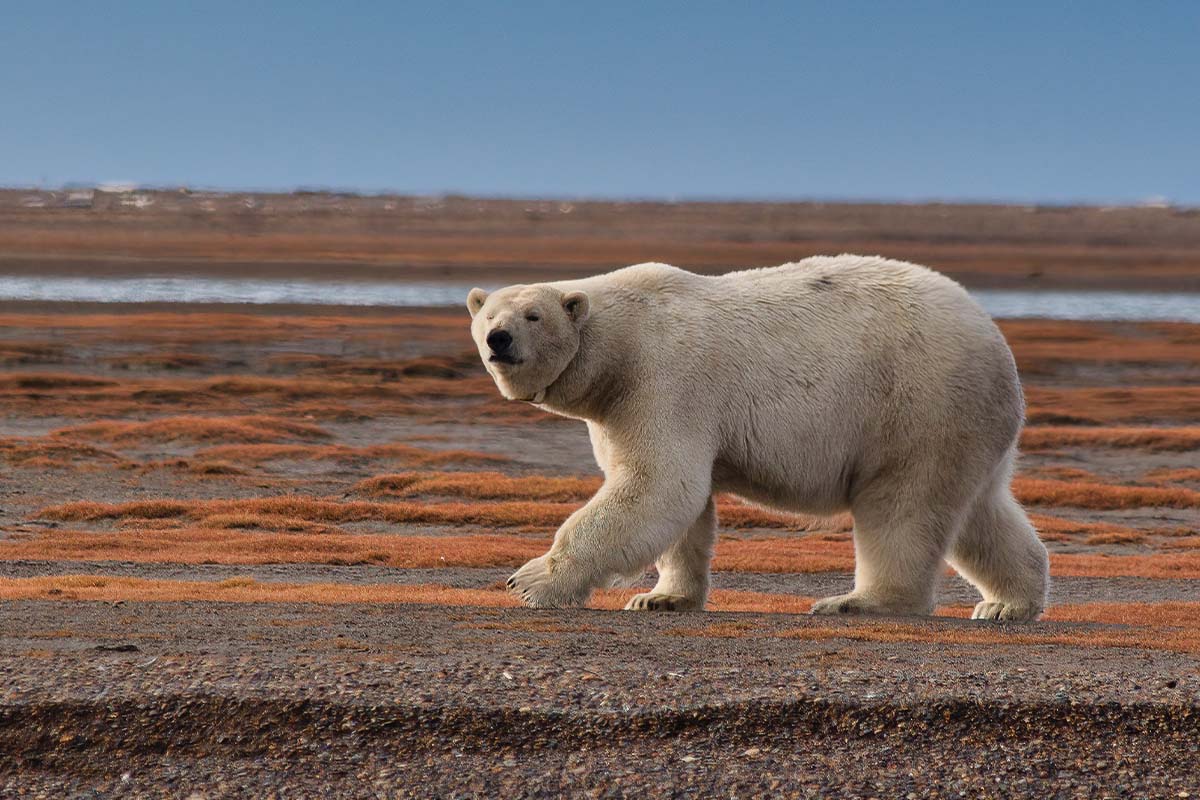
[486,329,514,354]
[486,329,522,365]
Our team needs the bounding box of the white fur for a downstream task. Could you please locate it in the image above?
[467,255,1050,620]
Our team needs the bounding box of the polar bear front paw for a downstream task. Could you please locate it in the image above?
[971,600,1042,622]
[623,592,702,612]
[506,554,589,608]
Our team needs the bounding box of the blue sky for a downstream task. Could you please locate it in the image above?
[2,2,1197,204]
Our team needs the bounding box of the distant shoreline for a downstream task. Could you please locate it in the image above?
[2,189,1198,292]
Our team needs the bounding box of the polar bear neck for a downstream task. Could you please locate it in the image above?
[530,297,640,421]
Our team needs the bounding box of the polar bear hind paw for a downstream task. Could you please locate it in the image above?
[809,592,929,616]
[971,600,1042,622]
[623,592,702,612]
[809,593,883,615]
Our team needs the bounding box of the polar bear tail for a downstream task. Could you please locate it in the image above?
[946,452,1050,621]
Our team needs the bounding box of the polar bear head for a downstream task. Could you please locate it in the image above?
[467,284,590,403]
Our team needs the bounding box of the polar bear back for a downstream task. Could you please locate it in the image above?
[549,255,1023,514]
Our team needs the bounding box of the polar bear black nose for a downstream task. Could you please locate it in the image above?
[486,329,513,353]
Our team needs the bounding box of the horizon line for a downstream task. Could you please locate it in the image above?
[0,183,1190,212]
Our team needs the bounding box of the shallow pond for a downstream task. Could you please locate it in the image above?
[0,276,1197,322]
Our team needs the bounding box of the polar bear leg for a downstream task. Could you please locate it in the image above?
[946,475,1049,622]
[812,480,969,617]
[625,497,717,612]
[507,460,713,608]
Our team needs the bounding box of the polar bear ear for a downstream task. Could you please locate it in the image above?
[562,291,590,325]
[467,288,488,318]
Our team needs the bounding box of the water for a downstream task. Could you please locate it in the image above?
[0,275,1197,322]
[0,276,476,308]
[969,289,1200,323]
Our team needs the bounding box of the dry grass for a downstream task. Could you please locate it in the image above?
[21,495,1193,575]
[353,471,601,501]
[1002,320,1200,369]
[1144,468,1200,485]
[1020,465,1104,483]
[1024,387,1200,425]
[351,471,841,530]
[0,529,548,568]
[197,513,344,534]
[1048,601,1200,627]
[32,491,853,534]
[52,416,330,444]
[186,460,247,476]
[204,373,493,400]
[0,311,470,347]
[0,526,856,573]
[35,497,578,528]
[1084,532,1149,546]
[0,438,130,469]
[194,443,509,466]
[1049,552,1200,579]
[1027,514,1172,541]
[1012,477,1200,510]
[0,575,525,607]
[1019,426,1200,452]
[712,536,854,573]
[0,346,500,420]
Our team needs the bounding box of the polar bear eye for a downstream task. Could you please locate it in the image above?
[525,313,541,322]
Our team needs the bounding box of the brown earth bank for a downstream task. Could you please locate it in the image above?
[1,305,1198,796]
[3,188,1200,289]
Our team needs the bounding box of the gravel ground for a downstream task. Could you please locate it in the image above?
[2,601,1199,798]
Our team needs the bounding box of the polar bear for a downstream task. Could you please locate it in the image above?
[467,255,1049,621]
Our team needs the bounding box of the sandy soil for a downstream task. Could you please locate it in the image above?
[0,198,1199,796]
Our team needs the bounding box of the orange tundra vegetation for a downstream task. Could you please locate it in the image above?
[1019,426,1200,452]
[1144,468,1200,485]
[33,492,850,532]
[1023,386,1200,425]
[1011,477,1200,510]
[35,498,581,528]
[0,367,492,400]
[354,470,1200,512]
[0,311,471,347]
[0,527,854,571]
[353,471,602,501]
[0,529,549,568]
[193,443,509,466]
[1000,319,1200,366]
[51,416,331,444]
[11,525,1200,578]
[0,438,130,468]
[1025,514,1178,542]
[42,468,1193,520]
[348,473,837,526]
